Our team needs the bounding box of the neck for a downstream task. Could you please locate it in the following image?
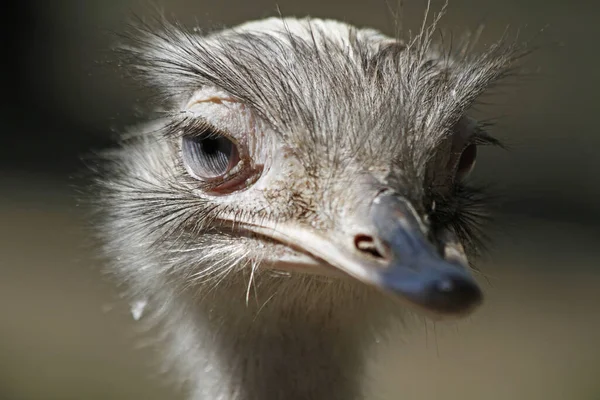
[153,274,393,400]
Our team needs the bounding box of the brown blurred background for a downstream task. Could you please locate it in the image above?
[1,0,599,399]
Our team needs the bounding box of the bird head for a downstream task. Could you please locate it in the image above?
[105,17,525,319]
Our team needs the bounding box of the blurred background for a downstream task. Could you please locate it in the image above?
[1,0,599,399]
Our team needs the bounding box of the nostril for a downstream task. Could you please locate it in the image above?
[354,234,385,259]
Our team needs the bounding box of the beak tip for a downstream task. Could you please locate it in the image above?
[429,273,483,315]
[379,267,483,317]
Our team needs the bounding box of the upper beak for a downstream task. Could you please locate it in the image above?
[244,191,483,318]
[368,193,482,316]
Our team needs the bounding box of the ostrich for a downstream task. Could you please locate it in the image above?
[97,13,525,400]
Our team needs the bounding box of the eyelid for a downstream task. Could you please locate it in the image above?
[183,91,253,138]
[186,95,240,108]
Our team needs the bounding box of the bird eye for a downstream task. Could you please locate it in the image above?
[182,131,240,180]
[455,143,477,181]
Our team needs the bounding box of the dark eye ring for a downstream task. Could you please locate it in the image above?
[182,131,240,180]
[455,143,477,181]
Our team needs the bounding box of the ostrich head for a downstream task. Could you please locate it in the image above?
[98,15,525,400]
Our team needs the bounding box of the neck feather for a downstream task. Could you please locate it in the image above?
[148,273,395,400]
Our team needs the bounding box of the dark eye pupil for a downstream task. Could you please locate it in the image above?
[200,136,231,159]
[182,132,238,179]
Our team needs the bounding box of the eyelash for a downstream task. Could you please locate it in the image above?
[429,182,493,256]
[162,115,222,141]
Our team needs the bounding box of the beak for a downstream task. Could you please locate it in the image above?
[244,192,482,318]
[368,193,482,316]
